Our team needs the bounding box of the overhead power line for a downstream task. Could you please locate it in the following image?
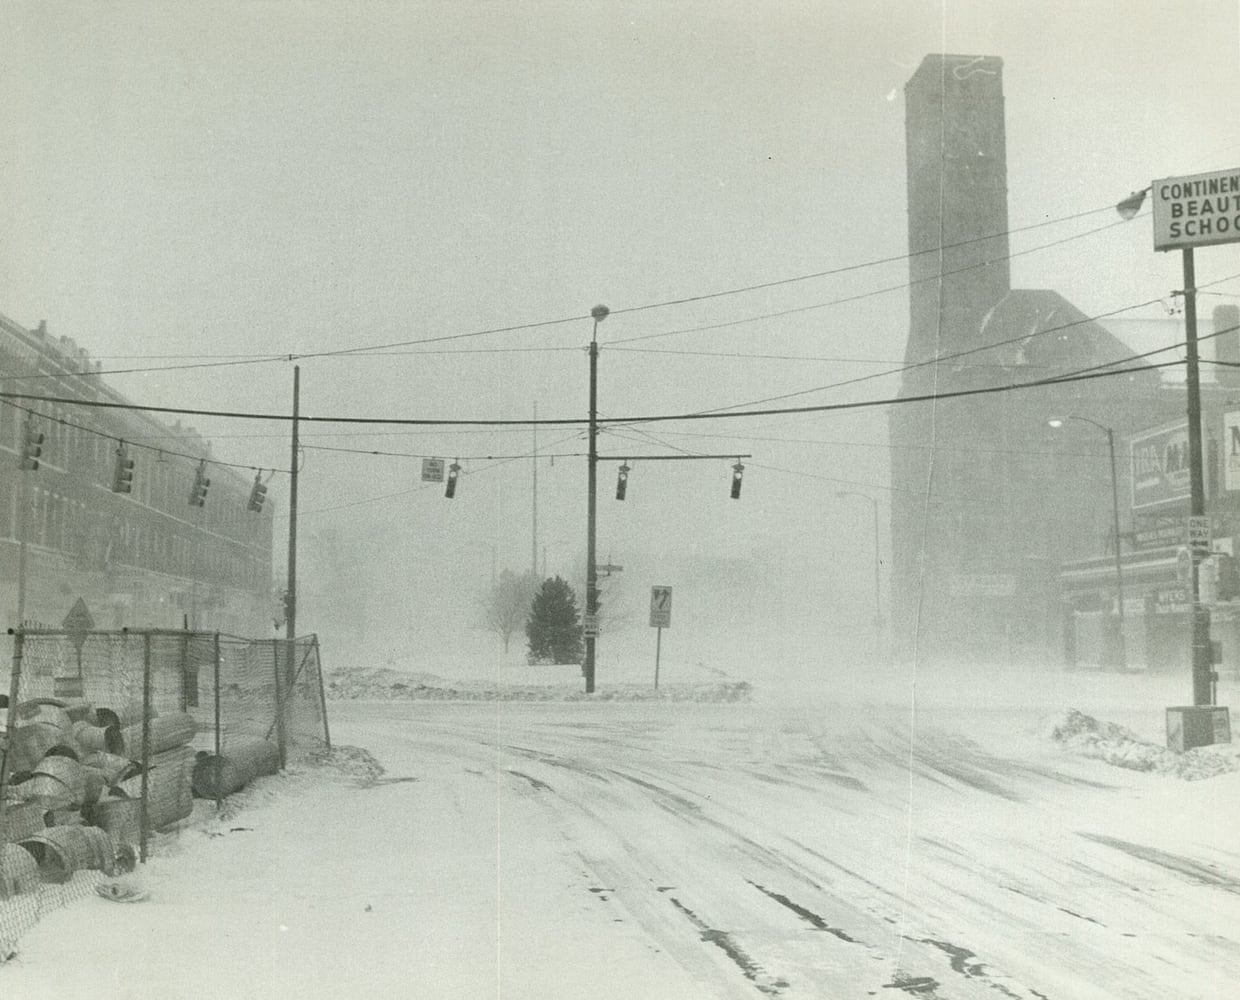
[604,201,1120,319]
[6,198,1137,384]
[603,215,1133,346]
[0,353,1183,430]
[5,308,1233,435]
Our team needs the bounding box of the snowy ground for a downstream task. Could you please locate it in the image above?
[3,656,1240,998]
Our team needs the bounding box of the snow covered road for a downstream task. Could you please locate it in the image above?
[5,672,1240,999]
[335,692,1240,999]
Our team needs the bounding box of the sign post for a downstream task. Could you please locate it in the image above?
[650,586,672,688]
[59,597,96,699]
[1147,167,1240,722]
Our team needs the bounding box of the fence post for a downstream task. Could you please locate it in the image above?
[213,632,222,812]
[312,635,331,751]
[0,629,26,828]
[139,632,153,864]
[271,638,287,769]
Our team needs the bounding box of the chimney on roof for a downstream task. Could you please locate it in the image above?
[36,320,48,338]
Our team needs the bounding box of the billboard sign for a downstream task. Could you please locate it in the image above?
[1226,411,1240,492]
[1152,167,1240,252]
[1130,422,1191,510]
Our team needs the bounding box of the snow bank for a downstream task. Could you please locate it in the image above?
[1049,708,1240,780]
[323,666,752,703]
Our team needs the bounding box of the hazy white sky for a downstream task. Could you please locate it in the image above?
[1,1,1238,656]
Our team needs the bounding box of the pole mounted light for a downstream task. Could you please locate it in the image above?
[1115,187,1150,221]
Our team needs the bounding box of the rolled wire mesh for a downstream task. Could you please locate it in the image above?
[1,628,328,952]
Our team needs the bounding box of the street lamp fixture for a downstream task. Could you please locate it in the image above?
[1115,187,1150,221]
[1048,416,1126,670]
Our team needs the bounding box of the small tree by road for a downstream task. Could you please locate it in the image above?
[481,569,541,655]
[526,576,584,665]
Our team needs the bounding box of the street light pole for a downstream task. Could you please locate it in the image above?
[1048,416,1126,670]
[583,305,608,694]
[836,490,883,661]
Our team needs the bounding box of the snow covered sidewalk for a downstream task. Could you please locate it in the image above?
[1,732,711,1000]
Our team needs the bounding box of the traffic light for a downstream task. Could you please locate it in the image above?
[188,460,210,507]
[111,443,135,493]
[20,420,44,471]
[616,461,630,500]
[445,460,461,499]
[730,460,744,499]
[247,472,268,512]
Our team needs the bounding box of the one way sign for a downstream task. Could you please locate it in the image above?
[649,586,672,628]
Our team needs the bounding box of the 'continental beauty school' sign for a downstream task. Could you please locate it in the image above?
[1131,422,1192,510]
[1152,167,1240,251]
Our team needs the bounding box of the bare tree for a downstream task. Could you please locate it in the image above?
[481,569,540,655]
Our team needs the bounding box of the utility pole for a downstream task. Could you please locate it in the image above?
[286,365,300,644]
[15,418,35,625]
[583,305,608,694]
[1182,248,1213,706]
[532,400,539,579]
[1118,168,1240,709]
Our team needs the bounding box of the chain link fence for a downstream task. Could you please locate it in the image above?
[1,628,328,954]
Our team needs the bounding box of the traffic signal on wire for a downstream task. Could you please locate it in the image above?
[445,461,461,499]
[616,462,630,500]
[111,443,135,493]
[189,460,210,507]
[20,420,44,471]
[730,460,744,499]
[247,472,268,512]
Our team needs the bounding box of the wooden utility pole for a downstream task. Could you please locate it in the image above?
[285,365,300,644]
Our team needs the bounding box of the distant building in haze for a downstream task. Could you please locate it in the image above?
[889,54,1240,667]
[0,310,275,634]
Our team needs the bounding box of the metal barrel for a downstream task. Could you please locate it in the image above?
[78,751,140,786]
[88,795,142,846]
[14,700,72,732]
[119,746,196,831]
[18,825,122,882]
[0,842,40,899]
[64,701,97,724]
[72,720,123,755]
[27,756,89,807]
[117,712,197,757]
[7,725,80,774]
[95,701,149,730]
[191,741,281,799]
[0,802,46,843]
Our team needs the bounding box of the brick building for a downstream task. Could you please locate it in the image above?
[0,311,275,634]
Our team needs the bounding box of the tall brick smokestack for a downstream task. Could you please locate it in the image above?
[904,54,1011,373]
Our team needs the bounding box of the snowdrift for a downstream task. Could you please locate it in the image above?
[324,666,752,703]
[1050,708,1240,780]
